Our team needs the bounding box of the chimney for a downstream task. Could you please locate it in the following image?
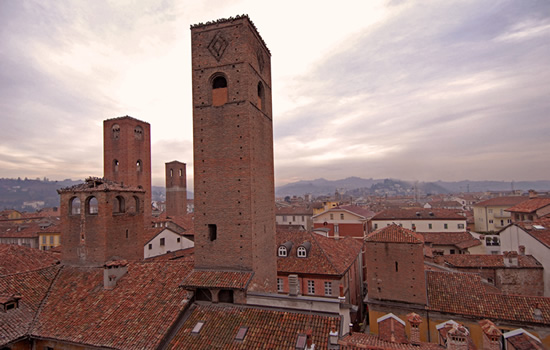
[479,319,502,350]
[104,260,128,289]
[518,245,526,255]
[407,313,422,344]
[338,284,346,303]
[377,313,407,343]
[503,251,518,267]
[329,324,339,346]
[446,324,469,350]
[305,328,314,350]
[529,190,538,199]
[288,274,300,296]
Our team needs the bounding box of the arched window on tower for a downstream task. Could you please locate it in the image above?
[136,160,142,172]
[212,75,228,106]
[69,197,81,215]
[114,159,119,173]
[113,195,125,214]
[170,168,173,177]
[133,196,140,214]
[134,125,143,140]
[257,81,265,112]
[86,196,98,215]
[112,124,120,140]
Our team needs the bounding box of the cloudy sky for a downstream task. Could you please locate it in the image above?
[1,0,549,189]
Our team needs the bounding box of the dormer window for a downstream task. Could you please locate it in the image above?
[278,241,293,257]
[1,294,22,312]
[297,241,312,258]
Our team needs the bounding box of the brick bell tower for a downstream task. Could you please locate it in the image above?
[191,15,276,292]
[165,161,187,218]
[103,116,152,222]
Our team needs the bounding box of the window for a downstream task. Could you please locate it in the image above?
[42,236,46,244]
[277,278,283,292]
[212,75,228,106]
[86,196,98,215]
[297,246,307,258]
[457,223,464,229]
[134,125,143,140]
[257,81,265,111]
[450,249,455,254]
[428,223,433,229]
[191,321,205,334]
[70,197,81,215]
[114,159,119,172]
[444,223,448,229]
[235,326,248,341]
[113,195,125,213]
[330,213,334,220]
[136,159,142,172]
[307,280,315,294]
[111,124,120,139]
[412,223,416,230]
[488,209,493,214]
[340,213,344,220]
[282,215,287,222]
[133,196,140,213]
[334,224,339,234]
[177,237,181,243]
[489,220,493,224]
[160,238,165,246]
[50,236,54,244]
[293,216,296,221]
[324,281,332,296]
[148,244,152,250]
[278,246,287,257]
[500,220,504,226]
[208,224,217,241]
[395,261,399,272]
[373,223,378,229]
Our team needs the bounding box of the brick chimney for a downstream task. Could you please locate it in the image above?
[503,251,518,267]
[446,324,469,350]
[377,313,407,344]
[407,312,422,344]
[104,260,128,289]
[479,319,502,350]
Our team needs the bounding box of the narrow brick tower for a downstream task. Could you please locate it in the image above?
[103,116,152,221]
[190,15,276,292]
[165,161,187,218]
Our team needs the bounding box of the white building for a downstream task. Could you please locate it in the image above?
[144,227,194,259]
[370,208,467,233]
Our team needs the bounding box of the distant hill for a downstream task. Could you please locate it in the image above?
[0,178,82,211]
[275,177,550,197]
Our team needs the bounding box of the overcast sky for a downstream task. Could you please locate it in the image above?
[1,0,549,189]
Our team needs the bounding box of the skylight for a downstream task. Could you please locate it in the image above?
[235,326,248,341]
[191,321,205,334]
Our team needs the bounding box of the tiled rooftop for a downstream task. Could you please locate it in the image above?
[366,224,424,244]
[426,270,550,325]
[0,265,60,345]
[180,270,253,290]
[506,198,550,214]
[473,196,527,207]
[515,219,550,248]
[443,254,542,268]
[277,230,363,276]
[166,302,339,349]
[421,232,478,246]
[371,208,465,220]
[0,244,59,275]
[338,332,442,349]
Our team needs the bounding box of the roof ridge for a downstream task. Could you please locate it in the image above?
[29,264,63,336]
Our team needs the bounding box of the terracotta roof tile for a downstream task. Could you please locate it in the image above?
[473,196,527,207]
[181,270,253,290]
[166,303,339,349]
[506,198,550,214]
[0,265,60,345]
[443,254,542,268]
[371,208,465,220]
[277,230,362,276]
[366,224,424,244]
[515,219,550,248]
[421,232,477,246]
[426,271,550,325]
[31,261,192,349]
[338,332,442,349]
[0,244,60,275]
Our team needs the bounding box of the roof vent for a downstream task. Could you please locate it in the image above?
[288,274,300,296]
[103,260,128,289]
[1,293,22,312]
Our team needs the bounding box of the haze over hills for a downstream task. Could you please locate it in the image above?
[274,177,550,197]
[2,177,550,211]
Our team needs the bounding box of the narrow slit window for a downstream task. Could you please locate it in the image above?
[208,224,217,241]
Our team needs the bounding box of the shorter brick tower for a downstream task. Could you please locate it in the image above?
[103,116,151,222]
[365,224,427,305]
[58,178,145,266]
[165,161,187,218]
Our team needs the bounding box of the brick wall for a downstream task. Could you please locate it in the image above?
[366,241,427,305]
[165,161,187,218]
[191,16,276,292]
[103,116,152,221]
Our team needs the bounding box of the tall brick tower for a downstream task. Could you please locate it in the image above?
[57,178,145,266]
[190,15,276,292]
[165,161,187,218]
[103,116,152,221]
